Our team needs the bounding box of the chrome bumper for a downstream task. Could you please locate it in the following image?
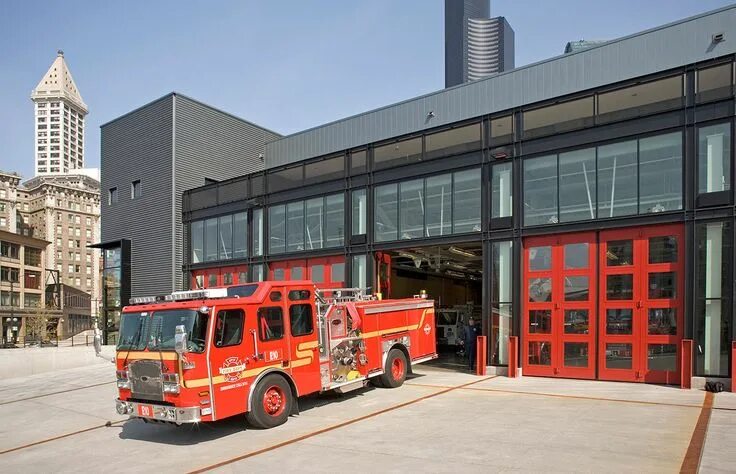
[116,399,201,424]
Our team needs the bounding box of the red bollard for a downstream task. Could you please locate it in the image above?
[681,339,693,389]
[476,336,487,376]
[508,336,518,378]
[732,342,736,392]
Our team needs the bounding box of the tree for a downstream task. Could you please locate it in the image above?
[24,307,54,345]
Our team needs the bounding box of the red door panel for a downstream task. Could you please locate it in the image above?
[523,232,596,380]
[599,225,683,384]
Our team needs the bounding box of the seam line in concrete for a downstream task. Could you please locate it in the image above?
[187,375,498,474]
[407,381,705,409]
[0,419,127,456]
[0,381,115,406]
[680,391,714,474]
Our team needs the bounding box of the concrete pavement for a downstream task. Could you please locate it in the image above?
[0,363,734,473]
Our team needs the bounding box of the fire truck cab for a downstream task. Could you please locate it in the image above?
[111,281,436,428]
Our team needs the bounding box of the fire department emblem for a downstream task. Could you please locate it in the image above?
[219,356,246,382]
[423,323,431,335]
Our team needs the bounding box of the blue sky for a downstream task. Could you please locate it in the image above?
[0,0,733,179]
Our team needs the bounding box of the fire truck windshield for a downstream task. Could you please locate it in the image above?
[117,309,208,353]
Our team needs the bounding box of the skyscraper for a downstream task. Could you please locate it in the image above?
[30,50,88,176]
[445,0,515,88]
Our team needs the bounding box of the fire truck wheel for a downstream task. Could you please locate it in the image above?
[246,374,292,429]
[378,348,408,388]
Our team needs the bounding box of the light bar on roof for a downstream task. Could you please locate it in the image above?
[165,288,228,302]
[129,295,164,305]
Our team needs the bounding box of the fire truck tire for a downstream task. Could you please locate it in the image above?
[246,374,292,429]
[378,348,408,388]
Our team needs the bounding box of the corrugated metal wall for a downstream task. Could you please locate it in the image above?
[101,95,174,298]
[266,6,736,168]
[172,95,281,290]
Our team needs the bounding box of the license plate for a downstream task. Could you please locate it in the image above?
[137,404,154,418]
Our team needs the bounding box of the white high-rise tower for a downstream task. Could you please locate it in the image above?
[30,50,88,176]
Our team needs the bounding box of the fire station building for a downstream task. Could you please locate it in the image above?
[103,6,736,386]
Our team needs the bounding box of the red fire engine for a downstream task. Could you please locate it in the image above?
[109,282,436,428]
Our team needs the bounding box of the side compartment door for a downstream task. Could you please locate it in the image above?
[285,287,321,395]
[209,306,248,420]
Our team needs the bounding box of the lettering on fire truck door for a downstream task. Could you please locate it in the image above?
[209,306,248,419]
[285,288,321,395]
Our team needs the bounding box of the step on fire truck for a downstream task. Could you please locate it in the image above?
[103,281,437,429]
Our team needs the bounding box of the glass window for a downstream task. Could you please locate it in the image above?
[305,155,344,184]
[291,267,304,280]
[491,240,513,366]
[190,220,204,264]
[564,310,589,334]
[258,307,284,341]
[204,218,218,262]
[305,198,324,250]
[290,304,314,336]
[564,243,588,269]
[269,166,303,193]
[324,194,344,248]
[529,246,551,271]
[607,274,633,300]
[288,289,310,301]
[286,201,304,252]
[253,208,264,256]
[648,308,677,335]
[352,254,367,290]
[564,342,589,367]
[606,343,632,369]
[208,274,217,287]
[528,310,552,333]
[559,148,596,222]
[214,309,244,347]
[375,184,398,242]
[399,179,424,239]
[233,212,247,259]
[648,272,676,299]
[252,264,265,282]
[606,240,634,266]
[350,150,367,174]
[351,189,367,236]
[523,97,594,138]
[647,344,677,371]
[218,214,233,260]
[491,162,512,219]
[108,187,118,205]
[490,115,513,144]
[523,155,558,226]
[564,277,589,301]
[528,341,552,366]
[649,236,677,264]
[698,122,731,195]
[311,265,324,283]
[331,262,345,283]
[424,123,481,160]
[131,180,141,199]
[528,277,552,302]
[273,268,285,281]
[268,205,286,254]
[697,63,733,103]
[426,174,452,237]
[598,75,683,123]
[607,309,633,335]
[695,221,732,377]
[597,140,638,218]
[639,132,682,213]
[452,169,481,233]
[374,137,422,170]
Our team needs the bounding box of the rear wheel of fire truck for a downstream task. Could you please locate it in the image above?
[246,374,292,429]
[378,348,408,388]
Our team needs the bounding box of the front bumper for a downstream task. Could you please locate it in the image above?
[116,399,202,424]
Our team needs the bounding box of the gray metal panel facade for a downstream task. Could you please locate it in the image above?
[172,95,281,290]
[267,5,736,168]
[101,95,174,298]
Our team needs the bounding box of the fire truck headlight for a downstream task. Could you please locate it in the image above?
[116,400,133,415]
[162,373,180,393]
[116,370,130,389]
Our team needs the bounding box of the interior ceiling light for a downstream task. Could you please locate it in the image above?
[449,246,476,258]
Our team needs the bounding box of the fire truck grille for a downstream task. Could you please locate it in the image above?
[129,359,164,401]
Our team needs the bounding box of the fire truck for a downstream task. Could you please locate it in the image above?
[104,281,436,429]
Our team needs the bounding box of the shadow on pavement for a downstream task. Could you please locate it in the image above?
[116,383,383,445]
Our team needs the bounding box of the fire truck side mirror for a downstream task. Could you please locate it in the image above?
[93,327,102,356]
[174,325,188,356]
